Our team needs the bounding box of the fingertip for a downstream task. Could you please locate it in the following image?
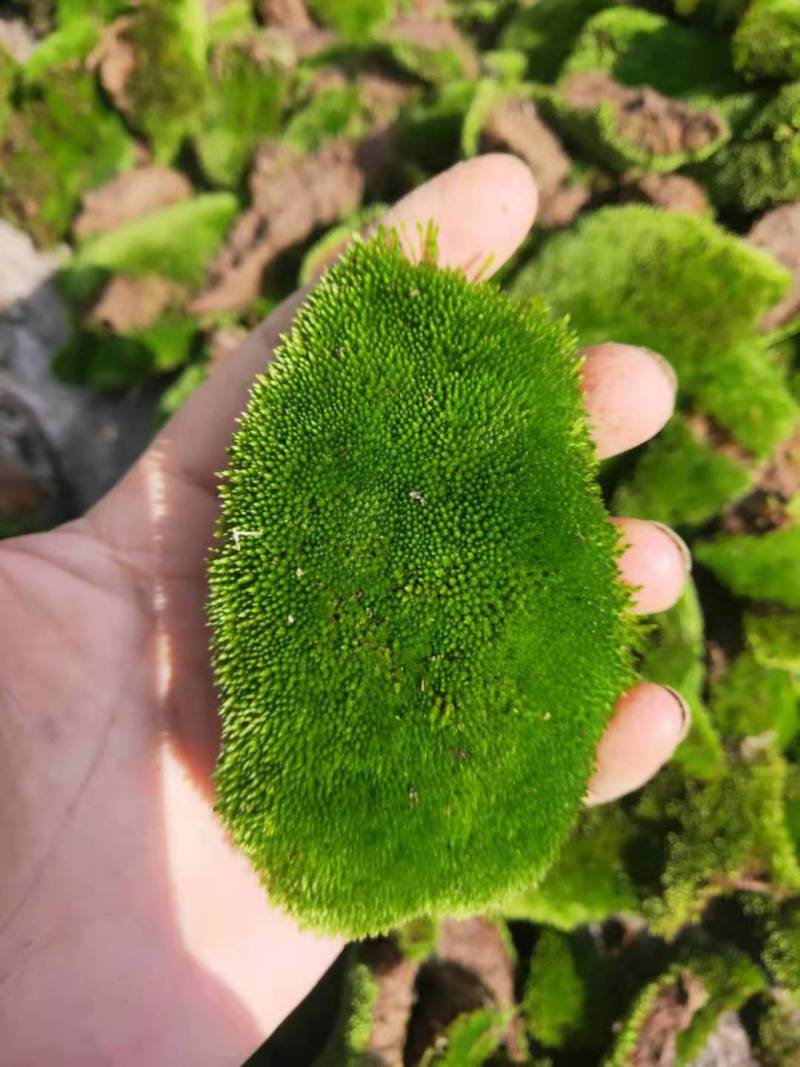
[582,343,677,459]
[613,517,691,615]
[383,153,538,279]
[586,683,689,806]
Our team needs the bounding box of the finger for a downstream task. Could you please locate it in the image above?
[155,154,538,498]
[582,343,677,460]
[613,517,691,615]
[586,683,690,805]
[382,152,538,279]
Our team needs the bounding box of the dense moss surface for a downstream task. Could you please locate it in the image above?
[209,235,635,935]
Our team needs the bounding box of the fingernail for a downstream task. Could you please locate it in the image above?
[651,521,693,575]
[664,686,692,742]
[641,347,678,393]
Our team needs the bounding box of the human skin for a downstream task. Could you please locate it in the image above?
[0,156,689,1066]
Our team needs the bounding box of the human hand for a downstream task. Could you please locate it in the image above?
[0,155,689,1065]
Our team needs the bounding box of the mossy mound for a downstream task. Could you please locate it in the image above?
[209,234,636,936]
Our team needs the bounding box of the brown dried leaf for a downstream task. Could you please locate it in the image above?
[747,202,800,331]
[564,72,727,159]
[73,168,193,240]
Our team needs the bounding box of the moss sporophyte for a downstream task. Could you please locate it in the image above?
[208,231,638,937]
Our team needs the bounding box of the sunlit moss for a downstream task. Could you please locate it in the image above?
[697,526,800,608]
[511,206,795,456]
[734,0,800,81]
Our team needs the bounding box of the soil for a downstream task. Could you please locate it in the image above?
[563,72,727,159]
[404,918,525,1065]
[623,174,710,215]
[747,201,800,331]
[482,96,591,228]
[192,136,390,314]
[360,940,420,1067]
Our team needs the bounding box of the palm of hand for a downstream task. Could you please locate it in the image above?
[0,157,688,1066]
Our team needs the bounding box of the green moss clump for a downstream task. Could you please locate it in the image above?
[499,0,615,84]
[689,339,799,459]
[536,84,729,177]
[395,916,439,963]
[313,950,378,1067]
[696,526,800,608]
[746,611,800,672]
[607,949,765,1067]
[734,0,800,81]
[56,0,126,24]
[707,81,800,212]
[310,0,394,42]
[209,234,637,936]
[284,87,365,153]
[54,314,197,389]
[758,997,800,1066]
[419,1009,510,1067]
[612,416,753,528]
[648,755,800,936]
[561,7,742,102]
[764,899,800,992]
[117,0,208,163]
[72,194,238,286]
[510,206,795,455]
[193,35,285,187]
[501,805,641,930]
[523,930,588,1049]
[711,651,799,751]
[0,70,134,246]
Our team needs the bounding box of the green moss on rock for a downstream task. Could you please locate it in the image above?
[117,0,208,163]
[711,651,799,751]
[501,805,641,930]
[647,755,800,937]
[511,206,794,455]
[746,611,800,672]
[73,194,238,286]
[561,7,742,102]
[696,525,800,608]
[613,416,753,528]
[734,0,800,81]
[0,70,134,246]
[418,1009,510,1066]
[193,34,285,187]
[209,234,637,936]
[706,81,800,212]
